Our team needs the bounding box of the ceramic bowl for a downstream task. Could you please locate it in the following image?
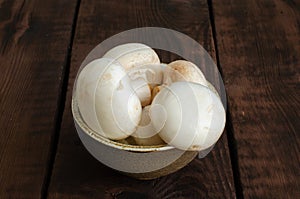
[71,80,221,179]
[72,98,201,179]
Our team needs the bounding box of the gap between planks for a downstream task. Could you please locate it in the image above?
[207,0,243,198]
[41,0,82,198]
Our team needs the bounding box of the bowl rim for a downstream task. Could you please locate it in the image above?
[71,98,175,152]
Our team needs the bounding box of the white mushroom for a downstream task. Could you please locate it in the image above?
[150,81,226,151]
[163,60,207,86]
[103,43,160,71]
[128,63,165,87]
[132,106,165,146]
[76,58,142,140]
[129,63,166,106]
[103,43,161,107]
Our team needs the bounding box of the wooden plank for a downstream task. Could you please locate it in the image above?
[0,0,78,198]
[48,0,236,198]
[212,0,300,198]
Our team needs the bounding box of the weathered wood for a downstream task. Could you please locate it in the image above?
[212,0,300,198]
[48,0,235,198]
[0,0,78,198]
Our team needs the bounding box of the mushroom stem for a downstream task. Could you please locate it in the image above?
[127,63,166,87]
[132,106,165,146]
[130,78,151,107]
[151,85,163,102]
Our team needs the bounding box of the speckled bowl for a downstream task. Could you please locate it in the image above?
[71,97,201,180]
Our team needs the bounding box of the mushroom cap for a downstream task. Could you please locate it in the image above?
[163,60,207,86]
[76,58,142,140]
[103,43,160,71]
[151,81,225,151]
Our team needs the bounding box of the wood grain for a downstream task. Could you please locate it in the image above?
[212,0,300,198]
[47,0,235,198]
[0,0,78,198]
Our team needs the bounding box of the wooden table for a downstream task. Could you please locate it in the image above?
[0,0,299,198]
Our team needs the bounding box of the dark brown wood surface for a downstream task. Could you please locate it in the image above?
[213,0,300,198]
[0,0,79,198]
[47,0,235,199]
[0,0,299,198]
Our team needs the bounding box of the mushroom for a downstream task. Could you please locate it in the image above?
[128,63,166,106]
[128,63,166,87]
[103,43,162,107]
[103,43,160,71]
[150,81,226,151]
[163,60,207,86]
[76,58,142,140]
[132,106,165,146]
